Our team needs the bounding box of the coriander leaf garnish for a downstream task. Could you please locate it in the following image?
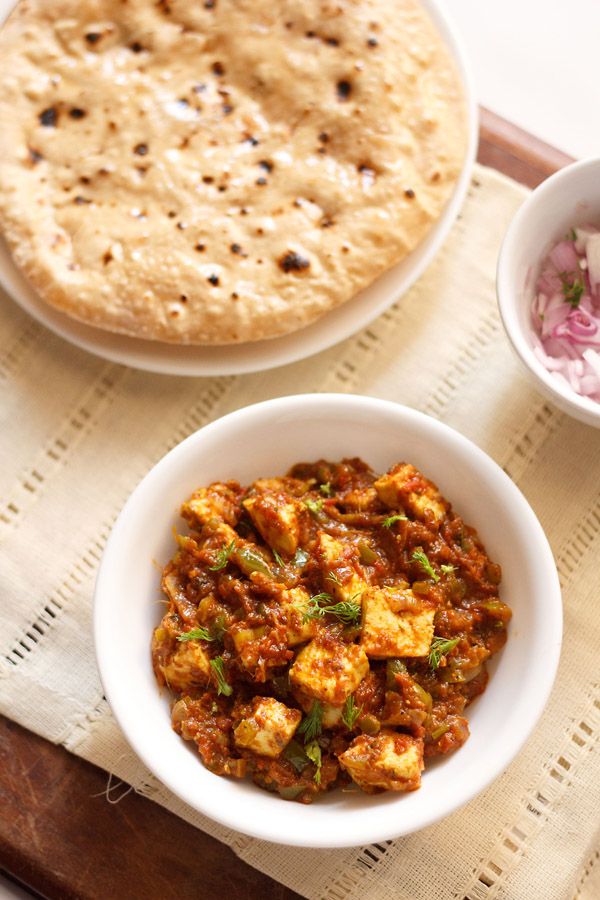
[305,498,324,516]
[210,655,233,696]
[304,591,333,609]
[177,626,213,642]
[428,636,460,670]
[302,595,328,623]
[297,700,323,743]
[382,513,408,528]
[412,548,440,582]
[559,271,585,308]
[322,599,361,625]
[341,695,362,730]
[440,564,456,574]
[272,549,284,567]
[319,482,332,496]
[303,593,361,625]
[304,740,322,784]
[208,539,236,572]
[294,547,309,567]
[210,616,227,642]
[325,571,342,587]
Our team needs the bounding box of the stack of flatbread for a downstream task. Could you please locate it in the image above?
[0,0,466,344]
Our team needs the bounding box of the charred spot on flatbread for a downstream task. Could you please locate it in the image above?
[278,251,310,274]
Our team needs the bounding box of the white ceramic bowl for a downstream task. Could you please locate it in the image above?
[94,394,562,848]
[0,0,477,376]
[497,157,600,428]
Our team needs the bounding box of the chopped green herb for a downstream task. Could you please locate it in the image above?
[272,549,284,567]
[559,271,585,308]
[325,571,342,587]
[303,593,361,625]
[304,740,322,784]
[428,636,460,670]
[297,700,323,742]
[209,539,235,572]
[412,548,439,582]
[568,227,577,241]
[319,482,332,496]
[382,513,408,528]
[210,616,227,642]
[305,498,324,516]
[210,655,232,696]
[305,591,333,608]
[440,564,456,574]
[342,695,362,730]
[177,626,213,642]
[294,547,309,567]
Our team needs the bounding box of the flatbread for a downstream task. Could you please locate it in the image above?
[0,0,467,344]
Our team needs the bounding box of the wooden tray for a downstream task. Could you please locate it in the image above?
[0,108,573,900]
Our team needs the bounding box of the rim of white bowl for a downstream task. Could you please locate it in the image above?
[0,0,477,377]
[497,156,600,427]
[94,394,562,847]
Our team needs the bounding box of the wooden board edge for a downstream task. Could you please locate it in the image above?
[478,107,575,188]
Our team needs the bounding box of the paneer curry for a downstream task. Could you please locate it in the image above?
[152,458,511,802]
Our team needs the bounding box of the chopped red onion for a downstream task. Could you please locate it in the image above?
[549,240,579,273]
[532,227,600,403]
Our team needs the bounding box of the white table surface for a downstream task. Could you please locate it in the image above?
[449,0,599,160]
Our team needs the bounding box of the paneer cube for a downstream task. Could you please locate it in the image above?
[233,697,302,758]
[374,463,448,523]
[289,634,369,705]
[280,587,317,646]
[338,731,424,792]
[243,492,303,556]
[295,689,344,728]
[157,640,211,692]
[341,487,378,511]
[203,521,238,552]
[361,587,435,658]
[181,482,240,527]
[316,532,368,604]
[253,477,306,495]
[320,703,344,728]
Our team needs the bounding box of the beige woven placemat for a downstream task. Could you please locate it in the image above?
[1,163,599,900]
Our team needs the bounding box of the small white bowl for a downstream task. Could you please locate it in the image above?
[497,157,600,428]
[94,394,562,848]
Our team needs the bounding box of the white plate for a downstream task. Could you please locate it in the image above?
[94,394,562,848]
[0,0,477,375]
